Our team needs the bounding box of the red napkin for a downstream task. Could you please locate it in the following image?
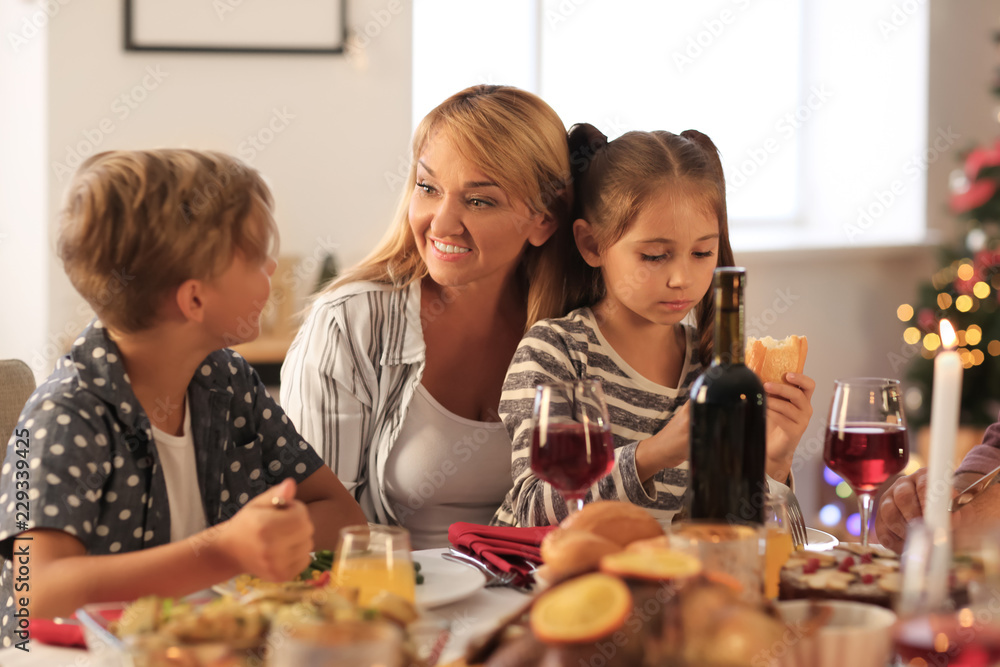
[448,522,557,587]
[29,608,123,649]
[29,618,86,648]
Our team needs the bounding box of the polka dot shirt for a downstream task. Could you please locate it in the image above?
[0,320,323,646]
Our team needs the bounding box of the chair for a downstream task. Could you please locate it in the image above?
[0,359,35,467]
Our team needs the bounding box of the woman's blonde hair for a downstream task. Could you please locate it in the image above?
[564,124,735,365]
[328,85,573,328]
[58,149,277,333]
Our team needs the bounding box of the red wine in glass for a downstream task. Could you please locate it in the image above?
[895,613,1000,667]
[824,423,908,493]
[823,378,908,548]
[531,423,614,499]
[530,379,614,514]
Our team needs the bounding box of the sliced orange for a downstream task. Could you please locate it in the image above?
[599,548,702,582]
[530,573,632,643]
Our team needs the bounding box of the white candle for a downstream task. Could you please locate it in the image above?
[924,319,962,532]
[923,318,962,606]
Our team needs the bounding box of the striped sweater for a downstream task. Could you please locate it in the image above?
[491,307,702,527]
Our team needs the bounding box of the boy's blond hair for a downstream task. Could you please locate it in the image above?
[58,149,277,333]
[327,85,573,329]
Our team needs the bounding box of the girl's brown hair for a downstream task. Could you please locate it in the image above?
[564,123,735,365]
[327,85,573,328]
[58,149,277,333]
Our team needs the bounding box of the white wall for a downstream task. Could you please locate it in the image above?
[0,1,49,377]
[12,0,412,380]
[742,0,1000,516]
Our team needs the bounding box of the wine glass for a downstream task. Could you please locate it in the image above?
[823,377,909,548]
[530,379,614,515]
[893,518,1000,665]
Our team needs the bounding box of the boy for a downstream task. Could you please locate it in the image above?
[0,149,366,646]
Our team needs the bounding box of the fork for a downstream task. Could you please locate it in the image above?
[785,489,809,549]
[441,550,518,588]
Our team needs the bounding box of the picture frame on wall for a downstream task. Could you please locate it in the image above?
[124,0,346,55]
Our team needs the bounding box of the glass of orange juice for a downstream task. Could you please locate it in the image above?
[763,488,796,599]
[332,525,415,606]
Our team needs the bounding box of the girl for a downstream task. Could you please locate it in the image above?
[492,124,815,527]
[281,86,573,549]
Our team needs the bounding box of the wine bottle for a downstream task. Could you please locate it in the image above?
[688,267,767,525]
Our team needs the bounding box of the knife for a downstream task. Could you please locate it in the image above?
[950,463,1000,512]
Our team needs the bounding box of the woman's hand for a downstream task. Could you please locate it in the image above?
[216,478,315,581]
[764,372,816,482]
[635,401,691,483]
[874,468,927,553]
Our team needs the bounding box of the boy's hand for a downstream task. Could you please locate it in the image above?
[218,478,315,581]
[764,372,816,479]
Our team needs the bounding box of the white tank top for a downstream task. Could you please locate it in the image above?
[383,385,513,550]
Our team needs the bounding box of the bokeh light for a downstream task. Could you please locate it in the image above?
[819,504,842,527]
[846,513,862,536]
[897,304,914,321]
[957,263,975,281]
[904,327,921,345]
[989,340,1000,356]
[974,281,991,299]
[967,325,983,345]
[937,293,953,309]
[823,467,843,486]
[836,482,853,499]
[924,333,941,351]
[956,295,974,312]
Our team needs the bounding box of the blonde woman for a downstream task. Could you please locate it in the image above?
[281,85,572,549]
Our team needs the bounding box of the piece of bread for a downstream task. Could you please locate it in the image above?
[745,335,808,384]
[558,500,664,547]
[540,528,622,580]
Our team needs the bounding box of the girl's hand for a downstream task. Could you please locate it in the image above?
[635,402,691,483]
[217,478,315,581]
[764,372,816,481]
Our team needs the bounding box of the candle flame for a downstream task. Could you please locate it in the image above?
[940,319,957,349]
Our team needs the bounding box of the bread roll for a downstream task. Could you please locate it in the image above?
[558,500,664,547]
[745,335,807,385]
[540,528,622,579]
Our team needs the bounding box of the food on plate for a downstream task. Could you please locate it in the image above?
[529,573,632,644]
[778,546,901,609]
[107,581,428,667]
[558,500,664,547]
[599,548,702,582]
[745,335,808,384]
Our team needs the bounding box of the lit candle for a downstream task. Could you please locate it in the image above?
[924,319,962,532]
[923,319,962,607]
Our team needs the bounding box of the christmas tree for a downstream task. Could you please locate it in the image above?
[901,34,1000,430]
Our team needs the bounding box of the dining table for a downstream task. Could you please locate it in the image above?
[0,583,529,667]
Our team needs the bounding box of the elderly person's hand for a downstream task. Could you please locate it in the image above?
[874,468,927,554]
[953,478,1000,531]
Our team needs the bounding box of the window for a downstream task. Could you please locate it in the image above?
[413,0,929,249]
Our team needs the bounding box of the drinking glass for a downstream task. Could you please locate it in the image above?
[763,488,796,599]
[823,377,909,548]
[530,379,614,515]
[669,521,764,602]
[331,525,415,607]
[893,519,1000,666]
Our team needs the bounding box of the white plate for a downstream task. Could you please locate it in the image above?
[804,527,839,551]
[413,547,486,609]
